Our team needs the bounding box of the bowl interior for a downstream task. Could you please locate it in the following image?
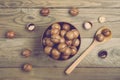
[42,22,81,61]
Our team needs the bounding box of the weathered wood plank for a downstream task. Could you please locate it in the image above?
[0,0,120,8]
[0,38,119,67]
[0,68,120,80]
[0,9,120,38]
[0,0,119,79]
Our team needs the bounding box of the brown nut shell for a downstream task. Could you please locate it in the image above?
[71,29,79,38]
[66,40,72,46]
[72,39,80,47]
[102,29,111,37]
[66,31,75,40]
[23,64,32,72]
[46,30,51,36]
[58,43,67,52]
[42,37,47,46]
[95,34,104,42]
[60,37,65,43]
[51,34,61,43]
[51,48,61,60]
[60,30,67,37]
[63,47,71,56]
[44,46,52,55]
[69,7,79,16]
[40,7,49,16]
[6,31,15,39]
[51,28,60,35]
[62,24,70,31]
[45,38,54,46]
[51,23,61,30]
[21,49,31,57]
[70,46,77,55]
[52,56,60,60]
[62,55,70,60]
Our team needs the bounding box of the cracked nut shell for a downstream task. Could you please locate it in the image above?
[23,64,32,72]
[40,7,49,16]
[26,23,36,31]
[98,50,107,58]
[6,31,15,39]
[69,7,79,16]
[83,21,92,30]
[21,49,31,57]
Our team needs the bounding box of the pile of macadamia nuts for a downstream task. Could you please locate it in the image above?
[42,22,81,60]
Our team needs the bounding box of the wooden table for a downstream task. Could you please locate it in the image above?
[0,0,120,80]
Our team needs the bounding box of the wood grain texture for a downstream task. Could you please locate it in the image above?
[0,0,120,8]
[0,0,120,79]
[0,38,119,68]
[0,68,120,80]
[0,8,120,38]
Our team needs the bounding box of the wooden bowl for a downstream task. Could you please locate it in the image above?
[42,22,81,61]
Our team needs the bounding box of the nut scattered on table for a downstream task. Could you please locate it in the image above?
[69,7,79,16]
[83,21,92,30]
[6,31,15,39]
[98,16,106,23]
[21,49,31,57]
[98,50,107,58]
[23,63,32,72]
[42,22,81,60]
[40,7,50,16]
[26,23,36,31]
